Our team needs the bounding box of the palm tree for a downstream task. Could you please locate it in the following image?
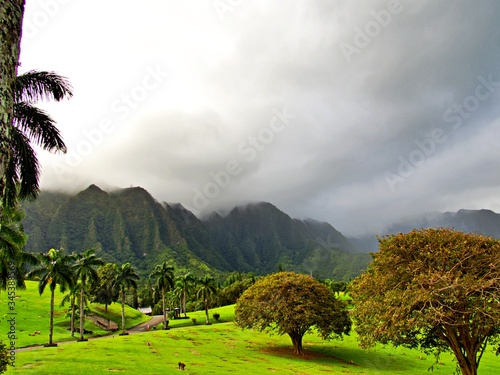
[196,275,218,325]
[176,273,194,318]
[113,262,139,335]
[3,70,72,208]
[28,248,74,346]
[149,262,175,329]
[0,205,37,290]
[60,283,88,337]
[73,248,103,341]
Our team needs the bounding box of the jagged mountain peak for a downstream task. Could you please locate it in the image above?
[230,201,285,213]
[77,184,108,197]
[22,186,369,280]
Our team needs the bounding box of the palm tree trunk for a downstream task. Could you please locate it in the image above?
[121,289,125,333]
[49,288,55,345]
[0,0,25,209]
[70,294,75,337]
[162,288,167,329]
[205,298,209,324]
[183,289,187,318]
[79,279,85,341]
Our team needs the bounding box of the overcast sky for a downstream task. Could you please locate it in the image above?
[19,0,500,236]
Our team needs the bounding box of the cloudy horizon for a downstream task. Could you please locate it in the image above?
[19,0,500,236]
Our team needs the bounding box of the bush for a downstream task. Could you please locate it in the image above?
[213,313,220,321]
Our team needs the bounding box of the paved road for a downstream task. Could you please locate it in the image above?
[127,315,165,333]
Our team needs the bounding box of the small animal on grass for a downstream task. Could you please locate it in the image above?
[178,362,186,370]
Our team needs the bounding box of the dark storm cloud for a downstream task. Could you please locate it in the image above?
[24,0,500,235]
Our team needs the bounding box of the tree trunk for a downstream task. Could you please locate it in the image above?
[79,279,85,341]
[205,298,209,324]
[450,346,478,375]
[445,326,479,375]
[49,288,55,345]
[70,294,75,337]
[121,289,125,333]
[288,333,303,355]
[458,365,477,375]
[162,288,167,329]
[0,0,25,209]
[183,289,187,318]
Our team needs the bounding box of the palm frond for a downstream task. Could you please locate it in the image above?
[9,127,40,200]
[13,102,67,152]
[14,70,73,103]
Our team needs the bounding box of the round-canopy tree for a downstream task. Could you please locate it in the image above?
[350,228,500,375]
[235,272,351,354]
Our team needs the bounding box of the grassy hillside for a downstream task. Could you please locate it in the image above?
[3,283,499,374]
[10,320,500,375]
[0,280,148,348]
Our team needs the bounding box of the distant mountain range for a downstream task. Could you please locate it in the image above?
[21,185,500,280]
[348,209,500,253]
[21,185,370,280]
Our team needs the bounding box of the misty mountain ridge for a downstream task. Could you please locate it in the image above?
[21,185,500,279]
[21,185,370,280]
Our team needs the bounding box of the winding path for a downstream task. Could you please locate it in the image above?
[16,315,167,352]
[127,315,165,333]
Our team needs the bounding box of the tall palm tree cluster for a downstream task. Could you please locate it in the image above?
[147,262,219,329]
[27,247,141,345]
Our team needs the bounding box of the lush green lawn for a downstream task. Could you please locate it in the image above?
[0,280,148,348]
[10,321,500,375]
[3,281,500,374]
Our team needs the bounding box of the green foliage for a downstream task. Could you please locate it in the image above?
[173,272,195,317]
[113,262,140,333]
[217,272,255,306]
[27,248,75,345]
[92,263,119,309]
[3,70,71,207]
[149,262,174,329]
[73,248,104,341]
[0,205,34,290]
[196,275,217,324]
[235,271,351,354]
[22,189,370,280]
[0,341,7,374]
[350,228,500,375]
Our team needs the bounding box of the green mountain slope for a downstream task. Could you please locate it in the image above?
[22,185,369,280]
[204,202,370,280]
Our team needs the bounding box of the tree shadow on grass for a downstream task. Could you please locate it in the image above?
[260,343,437,373]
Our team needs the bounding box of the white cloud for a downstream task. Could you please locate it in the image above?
[21,0,500,236]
